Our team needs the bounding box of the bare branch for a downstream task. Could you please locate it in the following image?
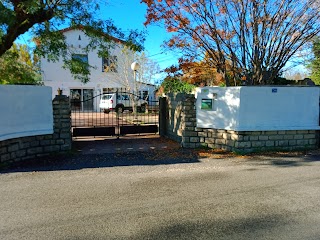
[143,0,320,85]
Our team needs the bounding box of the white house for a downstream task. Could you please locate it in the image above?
[41,27,156,111]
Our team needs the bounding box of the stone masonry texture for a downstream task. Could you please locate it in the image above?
[163,94,319,153]
[1,95,72,165]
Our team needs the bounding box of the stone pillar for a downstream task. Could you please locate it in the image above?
[52,95,72,151]
[164,93,198,147]
[181,95,198,148]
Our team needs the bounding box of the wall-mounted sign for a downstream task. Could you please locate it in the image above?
[201,99,213,110]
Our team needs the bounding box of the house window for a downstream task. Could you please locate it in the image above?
[72,54,88,71]
[103,88,115,93]
[72,54,88,63]
[102,56,118,72]
[141,91,149,101]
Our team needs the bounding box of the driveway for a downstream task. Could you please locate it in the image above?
[72,135,181,154]
[1,138,320,239]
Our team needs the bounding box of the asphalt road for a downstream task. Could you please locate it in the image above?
[1,149,320,240]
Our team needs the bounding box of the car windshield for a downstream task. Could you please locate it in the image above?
[102,95,112,100]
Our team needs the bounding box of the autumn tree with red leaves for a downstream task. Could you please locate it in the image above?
[164,56,226,86]
[142,0,320,86]
[164,52,243,86]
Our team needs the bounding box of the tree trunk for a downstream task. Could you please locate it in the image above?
[0,10,54,57]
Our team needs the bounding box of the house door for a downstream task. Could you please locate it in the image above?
[70,89,94,111]
[83,89,94,111]
[70,89,82,111]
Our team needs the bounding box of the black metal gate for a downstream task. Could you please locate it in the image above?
[71,88,159,138]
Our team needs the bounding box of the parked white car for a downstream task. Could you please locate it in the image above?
[99,93,148,113]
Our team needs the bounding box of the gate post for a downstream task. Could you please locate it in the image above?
[52,95,72,151]
[159,97,167,137]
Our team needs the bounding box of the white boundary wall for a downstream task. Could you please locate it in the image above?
[0,85,53,141]
[196,86,320,131]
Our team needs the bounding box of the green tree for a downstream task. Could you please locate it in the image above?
[0,1,145,83]
[159,76,195,94]
[309,38,320,85]
[0,43,41,85]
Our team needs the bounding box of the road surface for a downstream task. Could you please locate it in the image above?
[1,150,320,239]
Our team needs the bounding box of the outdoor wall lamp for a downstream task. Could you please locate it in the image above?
[131,61,140,72]
[131,61,140,94]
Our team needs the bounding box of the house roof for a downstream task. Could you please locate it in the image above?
[34,25,126,47]
[137,81,156,87]
[59,25,126,45]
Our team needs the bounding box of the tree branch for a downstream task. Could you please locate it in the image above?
[0,8,54,56]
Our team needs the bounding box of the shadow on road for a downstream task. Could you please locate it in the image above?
[0,149,201,174]
[131,213,287,240]
[236,151,320,168]
[1,135,198,173]
[1,134,320,173]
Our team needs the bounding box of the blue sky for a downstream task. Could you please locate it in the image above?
[97,0,179,73]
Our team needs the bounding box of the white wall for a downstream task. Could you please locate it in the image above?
[0,85,53,141]
[196,87,241,130]
[238,87,320,130]
[196,86,320,131]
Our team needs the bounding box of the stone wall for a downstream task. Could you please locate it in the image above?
[163,93,319,153]
[0,95,71,165]
[161,93,195,144]
[195,129,318,153]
